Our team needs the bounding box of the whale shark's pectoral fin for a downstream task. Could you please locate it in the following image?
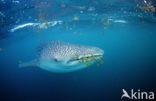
[19,59,39,68]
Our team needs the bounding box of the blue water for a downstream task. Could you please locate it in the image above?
[0,0,156,101]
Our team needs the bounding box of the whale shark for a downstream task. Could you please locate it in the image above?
[19,40,104,73]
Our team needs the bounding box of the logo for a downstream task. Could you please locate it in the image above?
[121,89,155,100]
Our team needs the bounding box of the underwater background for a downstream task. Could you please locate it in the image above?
[0,0,156,101]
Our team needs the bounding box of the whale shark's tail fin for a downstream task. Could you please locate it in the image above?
[19,59,38,68]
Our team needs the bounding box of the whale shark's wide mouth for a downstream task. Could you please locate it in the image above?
[67,53,103,64]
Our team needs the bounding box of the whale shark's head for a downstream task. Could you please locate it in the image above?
[37,41,104,72]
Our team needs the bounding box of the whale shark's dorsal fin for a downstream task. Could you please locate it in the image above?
[19,59,38,68]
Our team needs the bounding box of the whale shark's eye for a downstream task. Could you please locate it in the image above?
[54,58,58,62]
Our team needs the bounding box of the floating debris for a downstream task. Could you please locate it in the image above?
[74,53,104,67]
[88,7,95,12]
[36,30,40,34]
[18,60,23,64]
[96,64,100,67]
[87,63,92,67]
[0,48,3,51]
[39,25,45,29]
[61,2,66,8]
[73,32,77,34]
[139,14,145,23]
[75,53,79,57]
[39,21,50,29]
[136,1,155,12]
[0,17,4,23]
[73,16,79,21]
[101,19,110,30]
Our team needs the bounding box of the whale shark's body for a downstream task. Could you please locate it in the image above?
[19,40,104,73]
